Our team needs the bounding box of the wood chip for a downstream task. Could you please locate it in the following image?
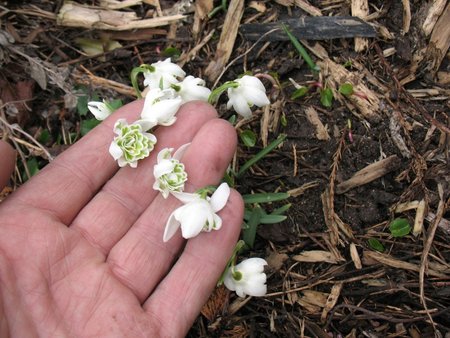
[349,243,362,269]
[422,0,447,36]
[205,0,244,82]
[305,106,330,141]
[351,0,369,51]
[292,250,342,264]
[320,282,343,322]
[413,199,426,236]
[57,2,184,30]
[401,0,411,34]
[428,2,450,73]
[363,251,447,278]
[294,0,322,16]
[336,155,401,194]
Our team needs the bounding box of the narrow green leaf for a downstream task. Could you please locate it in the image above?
[80,118,101,136]
[259,214,287,224]
[282,24,320,73]
[339,83,354,96]
[271,203,291,215]
[242,192,290,204]
[280,113,287,127]
[242,207,262,248]
[291,86,309,100]
[389,218,411,237]
[368,238,385,252]
[240,130,257,147]
[320,88,333,108]
[237,134,287,178]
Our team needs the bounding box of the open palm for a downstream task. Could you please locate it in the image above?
[0,101,243,337]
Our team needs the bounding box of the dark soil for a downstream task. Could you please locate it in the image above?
[1,0,449,337]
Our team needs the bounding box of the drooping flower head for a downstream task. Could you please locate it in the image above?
[173,75,211,103]
[88,100,113,121]
[163,182,230,242]
[224,257,267,297]
[140,87,182,128]
[153,144,189,198]
[143,58,186,90]
[226,75,270,118]
[109,119,157,168]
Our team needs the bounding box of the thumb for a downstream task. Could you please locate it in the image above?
[0,140,16,190]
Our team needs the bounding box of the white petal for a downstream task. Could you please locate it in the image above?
[113,119,127,134]
[232,94,252,118]
[117,157,128,167]
[243,88,270,107]
[223,270,237,291]
[212,213,222,230]
[157,148,173,162]
[172,191,200,204]
[109,141,123,160]
[241,75,266,92]
[172,142,190,160]
[135,119,157,132]
[210,183,230,212]
[88,101,111,120]
[154,160,176,178]
[163,211,181,242]
[234,285,246,298]
[237,257,267,274]
[243,278,267,297]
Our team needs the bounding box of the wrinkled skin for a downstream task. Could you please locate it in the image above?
[0,101,243,337]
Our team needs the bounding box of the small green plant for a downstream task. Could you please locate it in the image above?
[320,88,333,107]
[239,130,257,147]
[339,83,354,96]
[368,238,385,252]
[389,218,411,237]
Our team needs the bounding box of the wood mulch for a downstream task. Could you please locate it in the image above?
[0,1,449,336]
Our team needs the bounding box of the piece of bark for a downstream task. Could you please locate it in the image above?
[336,155,401,194]
[99,0,143,9]
[205,0,244,82]
[305,106,330,141]
[317,59,381,122]
[422,0,447,36]
[351,0,369,51]
[192,0,213,38]
[240,16,376,41]
[57,2,184,30]
[428,2,450,73]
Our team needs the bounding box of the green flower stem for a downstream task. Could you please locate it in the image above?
[208,81,238,105]
[130,64,154,99]
[236,134,287,178]
[208,0,227,18]
[282,24,320,73]
[217,239,246,285]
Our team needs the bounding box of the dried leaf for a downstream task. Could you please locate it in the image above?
[28,58,47,90]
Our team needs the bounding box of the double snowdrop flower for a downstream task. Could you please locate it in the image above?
[153,144,189,198]
[109,119,157,168]
[163,182,230,242]
[226,75,270,118]
[224,257,268,297]
[88,100,113,120]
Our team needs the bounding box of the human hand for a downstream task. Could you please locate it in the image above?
[0,101,243,337]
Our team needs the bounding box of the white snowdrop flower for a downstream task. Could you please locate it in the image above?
[226,75,270,118]
[153,144,189,198]
[140,87,182,128]
[143,58,186,90]
[224,257,267,297]
[87,100,113,120]
[174,75,211,103]
[163,183,230,242]
[109,119,157,168]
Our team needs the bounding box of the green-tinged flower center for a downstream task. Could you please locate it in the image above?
[158,160,187,192]
[232,270,243,281]
[115,124,155,163]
